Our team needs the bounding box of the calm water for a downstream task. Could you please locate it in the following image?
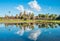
[0,23,60,41]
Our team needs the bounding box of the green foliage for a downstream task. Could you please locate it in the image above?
[2,11,60,20]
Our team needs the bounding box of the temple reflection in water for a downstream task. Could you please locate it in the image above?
[4,22,60,29]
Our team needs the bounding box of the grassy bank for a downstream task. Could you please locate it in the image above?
[0,19,60,23]
[0,19,36,23]
[36,20,60,23]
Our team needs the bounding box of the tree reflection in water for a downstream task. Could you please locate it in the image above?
[0,22,59,41]
[4,23,60,31]
[4,23,60,37]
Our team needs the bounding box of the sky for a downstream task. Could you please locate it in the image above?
[0,0,60,17]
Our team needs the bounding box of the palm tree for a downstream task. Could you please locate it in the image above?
[41,14,45,20]
[53,14,57,20]
[45,13,49,20]
[38,14,45,20]
[38,14,42,20]
[49,14,53,20]
[49,14,57,20]
[5,11,11,19]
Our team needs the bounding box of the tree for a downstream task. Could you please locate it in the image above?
[49,14,57,20]
[49,14,53,20]
[41,14,46,20]
[53,14,57,20]
[56,15,60,20]
[38,14,42,20]
[45,13,49,20]
[38,14,45,20]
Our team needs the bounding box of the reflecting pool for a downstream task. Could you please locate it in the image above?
[0,23,60,41]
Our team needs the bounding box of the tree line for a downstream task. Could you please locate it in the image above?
[0,11,60,20]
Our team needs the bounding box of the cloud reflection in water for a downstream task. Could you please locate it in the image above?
[16,26,32,36]
[25,27,32,32]
[16,27,24,36]
[28,29,41,41]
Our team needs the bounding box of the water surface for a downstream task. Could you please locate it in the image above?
[0,23,60,41]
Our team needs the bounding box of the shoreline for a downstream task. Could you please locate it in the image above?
[0,19,60,23]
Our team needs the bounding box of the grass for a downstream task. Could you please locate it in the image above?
[0,19,35,23]
[0,19,60,23]
[36,20,60,23]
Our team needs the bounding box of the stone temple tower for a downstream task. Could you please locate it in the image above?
[24,11,26,15]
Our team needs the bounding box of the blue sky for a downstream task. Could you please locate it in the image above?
[0,0,60,17]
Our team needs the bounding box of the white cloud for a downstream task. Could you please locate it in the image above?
[26,9,33,14]
[16,5,24,12]
[28,29,41,41]
[28,0,41,11]
[16,5,34,14]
